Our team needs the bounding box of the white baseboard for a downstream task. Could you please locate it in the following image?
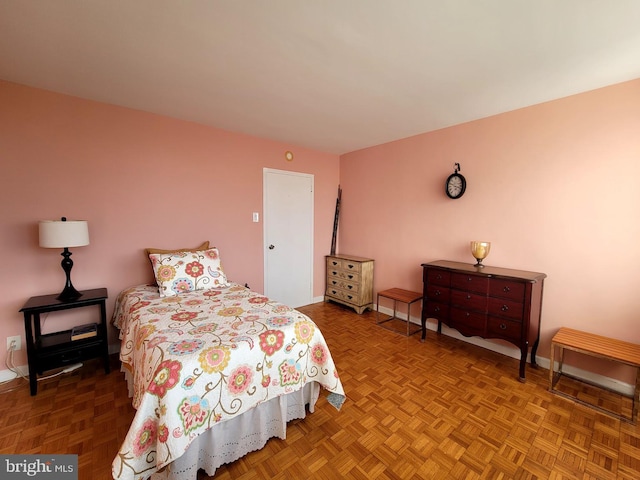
[0,366,24,383]
[0,343,122,384]
[4,303,633,399]
[375,304,635,397]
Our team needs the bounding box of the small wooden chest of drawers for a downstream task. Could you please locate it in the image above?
[421,260,546,381]
[325,254,374,314]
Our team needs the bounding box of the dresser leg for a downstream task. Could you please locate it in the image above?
[530,337,540,368]
[518,347,527,382]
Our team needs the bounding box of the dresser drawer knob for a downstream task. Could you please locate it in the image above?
[435,290,441,296]
[503,286,511,293]
[332,261,338,266]
[466,294,471,300]
[348,264,354,269]
[500,323,507,330]
[467,277,473,282]
[348,285,353,290]
[332,280,337,285]
[501,305,509,312]
[348,275,354,280]
[465,312,470,317]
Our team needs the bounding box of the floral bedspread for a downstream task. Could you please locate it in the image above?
[111,284,345,480]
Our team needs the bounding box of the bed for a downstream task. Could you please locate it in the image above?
[111,246,345,479]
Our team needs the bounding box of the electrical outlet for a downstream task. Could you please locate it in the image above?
[7,335,21,351]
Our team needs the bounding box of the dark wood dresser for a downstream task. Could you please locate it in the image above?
[421,260,546,381]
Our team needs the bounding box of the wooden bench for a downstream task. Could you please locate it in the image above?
[376,288,422,337]
[549,327,640,423]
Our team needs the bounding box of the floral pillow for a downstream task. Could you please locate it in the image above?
[145,241,210,286]
[149,248,229,297]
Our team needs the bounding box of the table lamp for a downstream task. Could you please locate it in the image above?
[39,217,90,301]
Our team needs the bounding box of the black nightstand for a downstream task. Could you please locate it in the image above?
[19,288,110,395]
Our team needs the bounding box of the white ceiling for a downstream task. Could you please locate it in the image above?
[1,1,639,154]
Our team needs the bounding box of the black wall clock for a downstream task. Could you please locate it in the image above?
[445,163,466,199]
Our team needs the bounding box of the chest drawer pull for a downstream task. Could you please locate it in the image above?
[466,294,471,299]
[501,305,509,312]
[500,323,507,330]
[332,261,338,266]
[503,286,511,293]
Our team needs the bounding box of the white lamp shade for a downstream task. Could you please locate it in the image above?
[39,220,90,248]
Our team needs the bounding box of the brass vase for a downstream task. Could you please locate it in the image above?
[470,241,491,267]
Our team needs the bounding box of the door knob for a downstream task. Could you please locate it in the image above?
[268,244,275,250]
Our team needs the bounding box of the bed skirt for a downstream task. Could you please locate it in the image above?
[144,381,320,479]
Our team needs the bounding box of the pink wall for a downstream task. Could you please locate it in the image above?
[339,79,640,383]
[0,80,339,368]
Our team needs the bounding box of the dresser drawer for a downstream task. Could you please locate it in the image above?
[426,284,450,303]
[328,257,363,273]
[451,289,487,312]
[488,279,525,301]
[426,268,450,287]
[327,277,361,294]
[450,307,486,337]
[487,297,524,321]
[424,301,449,320]
[450,273,489,294]
[487,317,522,342]
[326,288,359,305]
[327,258,343,269]
[327,269,361,283]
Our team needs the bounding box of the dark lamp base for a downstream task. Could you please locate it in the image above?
[57,285,83,302]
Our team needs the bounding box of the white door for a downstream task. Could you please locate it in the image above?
[263,168,314,307]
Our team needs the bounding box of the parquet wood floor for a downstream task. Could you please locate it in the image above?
[1,301,638,479]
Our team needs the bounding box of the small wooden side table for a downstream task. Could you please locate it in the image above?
[550,327,640,424]
[376,288,423,337]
